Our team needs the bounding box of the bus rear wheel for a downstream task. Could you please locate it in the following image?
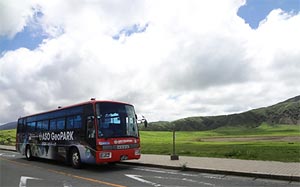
[25,145,33,161]
[71,148,82,169]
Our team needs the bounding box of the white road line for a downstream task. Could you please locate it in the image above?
[134,166,224,180]
[202,175,224,180]
[133,175,215,186]
[0,153,16,157]
[182,178,214,186]
[125,174,161,187]
[131,168,215,186]
[133,167,198,177]
[19,176,41,187]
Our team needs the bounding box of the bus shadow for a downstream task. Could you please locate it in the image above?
[84,163,132,173]
[20,157,133,173]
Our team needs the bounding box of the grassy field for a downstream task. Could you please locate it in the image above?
[0,124,299,162]
[0,129,16,146]
[140,124,300,162]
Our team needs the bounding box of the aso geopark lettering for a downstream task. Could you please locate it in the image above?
[39,131,74,141]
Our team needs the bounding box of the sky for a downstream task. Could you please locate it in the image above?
[0,0,300,124]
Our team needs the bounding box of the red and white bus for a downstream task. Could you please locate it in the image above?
[16,99,143,168]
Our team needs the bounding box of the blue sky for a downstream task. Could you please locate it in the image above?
[1,0,299,54]
[238,0,300,28]
[113,23,149,40]
[0,25,46,54]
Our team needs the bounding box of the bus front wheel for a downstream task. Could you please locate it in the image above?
[71,148,82,169]
[25,145,33,161]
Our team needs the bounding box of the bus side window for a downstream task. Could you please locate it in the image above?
[27,122,36,132]
[37,121,42,132]
[23,118,27,132]
[67,115,82,129]
[67,116,74,129]
[74,115,82,128]
[57,118,65,130]
[17,119,23,132]
[42,120,49,131]
[50,119,56,131]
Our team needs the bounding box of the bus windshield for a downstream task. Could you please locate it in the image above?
[96,102,139,138]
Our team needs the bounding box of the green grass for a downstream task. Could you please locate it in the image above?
[140,124,300,162]
[213,123,300,136]
[0,129,16,146]
[1,124,299,162]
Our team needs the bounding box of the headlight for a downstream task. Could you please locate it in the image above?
[99,152,112,159]
[134,149,141,155]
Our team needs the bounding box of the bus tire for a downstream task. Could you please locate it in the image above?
[25,145,33,161]
[70,148,82,169]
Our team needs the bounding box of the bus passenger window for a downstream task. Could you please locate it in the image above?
[37,121,42,131]
[27,122,36,132]
[67,116,74,129]
[42,120,49,131]
[17,119,24,132]
[50,119,56,131]
[74,115,82,128]
[22,119,27,132]
[57,118,65,130]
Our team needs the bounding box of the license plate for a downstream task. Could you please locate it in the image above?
[116,145,130,149]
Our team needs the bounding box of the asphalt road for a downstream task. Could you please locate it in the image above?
[0,150,299,187]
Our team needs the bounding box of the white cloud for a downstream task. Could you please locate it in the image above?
[0,0,38,38]
[0,0,299,124]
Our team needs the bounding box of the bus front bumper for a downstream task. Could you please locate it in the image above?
[96,148,141,163]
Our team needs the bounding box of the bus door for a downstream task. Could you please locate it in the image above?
[86,116,96,149]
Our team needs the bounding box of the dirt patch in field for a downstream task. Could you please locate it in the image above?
[198,136,300,142]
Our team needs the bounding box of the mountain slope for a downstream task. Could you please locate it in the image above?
[252,95,300,125]
[1,96,299,131]
[0,121,17,130]
[145,95,300,131]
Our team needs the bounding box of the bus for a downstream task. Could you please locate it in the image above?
[16,99,144,168]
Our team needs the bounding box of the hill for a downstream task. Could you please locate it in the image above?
[1,96,299,131]
[252,95,300,125]
[0,121,17,130]
[143,95,300,131]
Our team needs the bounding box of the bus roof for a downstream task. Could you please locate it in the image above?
[19,100,133,119]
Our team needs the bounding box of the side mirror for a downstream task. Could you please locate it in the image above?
[141,115,148,128]
[143,119,148,128]
[137,115,148,128]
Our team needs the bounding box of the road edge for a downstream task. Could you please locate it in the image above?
[0,147,16,152]
[120,162,300,182]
